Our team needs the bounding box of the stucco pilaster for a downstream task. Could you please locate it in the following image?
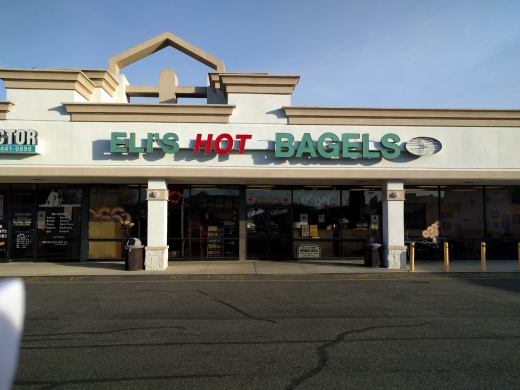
[382,180,406,269]
[145,178,168,270]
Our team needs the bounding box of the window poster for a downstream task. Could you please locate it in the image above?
[300,214,308,224]
[0,222,7,239]
[310,225,318,237]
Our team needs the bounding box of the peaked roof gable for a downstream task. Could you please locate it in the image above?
[108,32,225,74]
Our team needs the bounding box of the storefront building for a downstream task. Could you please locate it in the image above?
[1,33,519,269]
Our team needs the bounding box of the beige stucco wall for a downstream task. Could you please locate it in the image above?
[1,118,519,184]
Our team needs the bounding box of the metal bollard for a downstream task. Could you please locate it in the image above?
[480,242,486,272]
[410,242,415,272]
[444,242,449,272]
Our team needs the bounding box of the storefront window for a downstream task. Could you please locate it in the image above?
[167,186,190,259]
[185,186,239,259]
[246,187,292,206]
[88,185,140,259]
[0,184,8,260]
[292,186,341,258]
[485,186,520,258]
[245,186,292,259]
[341,188,382,257]
[0,184,9,220]
[12,184,36,204]
[292,186,341,234]
[36,185,82,260]
[440,186,484,259]
[135,187,148,244]
[404,186,440,240]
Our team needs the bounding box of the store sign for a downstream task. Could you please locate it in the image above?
[0,129,40,154]
[111,132,252,155]
[270,208,288,216]
[294,188,338,206]
[246,193,292,205]
[109,132,441,160]
[247,208,265,218]
[276,132,401,159]
[297,244,321,258]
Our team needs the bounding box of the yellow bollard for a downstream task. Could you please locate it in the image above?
[444,242,449,272]
[410,242,415,272]
[480,242,486,272]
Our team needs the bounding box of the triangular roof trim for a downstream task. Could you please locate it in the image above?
[108,32,225,74]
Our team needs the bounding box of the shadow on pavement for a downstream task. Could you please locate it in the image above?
[51,261,124,271]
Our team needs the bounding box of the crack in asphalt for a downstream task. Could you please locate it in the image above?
[20,339,331,350]
[197,290,277,324]
[19,333,520,350]
[23,325,187,338]
[284,322,431,390]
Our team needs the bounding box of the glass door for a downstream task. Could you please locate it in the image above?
[10,206,35,261]
[247,206,292,259]
[268,207,292,259]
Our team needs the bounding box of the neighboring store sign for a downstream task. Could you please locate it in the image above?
[297,244,321,258]
[109,132,442,159]
[0,129,40,154]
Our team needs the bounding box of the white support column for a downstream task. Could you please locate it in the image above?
[145,179,169,270]
[382,180,407,269]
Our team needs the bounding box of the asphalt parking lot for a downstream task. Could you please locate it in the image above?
[10,272,520,389]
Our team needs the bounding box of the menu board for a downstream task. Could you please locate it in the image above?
[13,211,33,250]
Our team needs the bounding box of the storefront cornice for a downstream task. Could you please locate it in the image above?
[219,74,300,96]
[62,102,236,123]
[2,166,520,184]
[0,69,96,101]
[0,101,14,120]
[79,70,119,97]
[282,107,520,127]
[208,72,269,92]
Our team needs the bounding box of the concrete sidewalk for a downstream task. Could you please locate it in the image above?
[0,259,518,277]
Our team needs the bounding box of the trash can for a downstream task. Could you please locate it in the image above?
[125,238,144,271]
[364,237,381,268]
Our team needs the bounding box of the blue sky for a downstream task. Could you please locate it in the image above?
[1,0,519,108]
